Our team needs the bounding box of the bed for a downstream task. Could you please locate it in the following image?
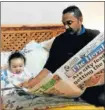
[1,24,104,110]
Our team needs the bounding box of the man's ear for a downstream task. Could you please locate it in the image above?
[79,17,83,23]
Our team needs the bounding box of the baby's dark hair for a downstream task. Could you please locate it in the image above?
[8,52,26,66]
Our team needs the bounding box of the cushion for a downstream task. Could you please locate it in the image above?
[21,40,49,77]
[1,51,12,69]
[40,37,55,51]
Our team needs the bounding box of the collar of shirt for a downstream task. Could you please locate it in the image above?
[79,25,85,35]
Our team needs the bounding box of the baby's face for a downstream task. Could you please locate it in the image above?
[9,58,25,74]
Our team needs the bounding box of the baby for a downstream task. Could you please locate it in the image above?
[1,52,33,91]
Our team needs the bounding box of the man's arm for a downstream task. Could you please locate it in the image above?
[20,36,60,88]
[19,68,51,88]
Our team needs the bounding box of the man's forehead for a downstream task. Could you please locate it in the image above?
[62,12,76,22]
[63,12,75,16]
[68,12,75,16]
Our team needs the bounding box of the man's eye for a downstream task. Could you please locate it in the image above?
[63,21,72,26]
[67,21,72,25]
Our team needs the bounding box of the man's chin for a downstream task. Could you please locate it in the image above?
[65,30,77,35]
[69,32,75,35]
[69,32,77,35]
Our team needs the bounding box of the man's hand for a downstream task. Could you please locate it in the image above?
[19,68,50,89]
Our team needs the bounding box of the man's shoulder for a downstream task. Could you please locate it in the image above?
[54,31,69,41]
[56,32,66,38]
[85,28,100,36]
[50,32,67,48]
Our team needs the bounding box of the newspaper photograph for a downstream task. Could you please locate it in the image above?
[29,72,53,93]
[29,74,82,97]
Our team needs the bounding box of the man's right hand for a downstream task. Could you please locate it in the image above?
[19,68,50,89]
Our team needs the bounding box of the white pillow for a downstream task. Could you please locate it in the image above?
[40,37,55,51]
[1,51,12,67]
[21,40,43,53]
[21,40,49,77]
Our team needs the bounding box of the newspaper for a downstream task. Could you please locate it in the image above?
[26,32,104,98]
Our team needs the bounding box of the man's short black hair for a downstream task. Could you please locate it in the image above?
[63,5,83,19]
[8,52,26,66]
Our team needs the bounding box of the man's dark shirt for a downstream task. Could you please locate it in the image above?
[44,28,100,73]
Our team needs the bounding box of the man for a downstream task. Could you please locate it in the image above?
[24,5,105,106]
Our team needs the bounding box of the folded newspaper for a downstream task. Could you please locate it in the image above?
[21,32,104,98]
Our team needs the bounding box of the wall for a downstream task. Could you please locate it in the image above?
[1,2,104,31]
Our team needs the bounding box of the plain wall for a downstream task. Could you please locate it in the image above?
[1,2,104,31]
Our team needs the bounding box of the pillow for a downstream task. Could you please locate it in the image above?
[1,51,12,68]
[21,40,49,77]
[21,40,43,53]
[40,37,55,51]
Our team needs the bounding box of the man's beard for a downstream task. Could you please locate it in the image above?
[66,27,77,35]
